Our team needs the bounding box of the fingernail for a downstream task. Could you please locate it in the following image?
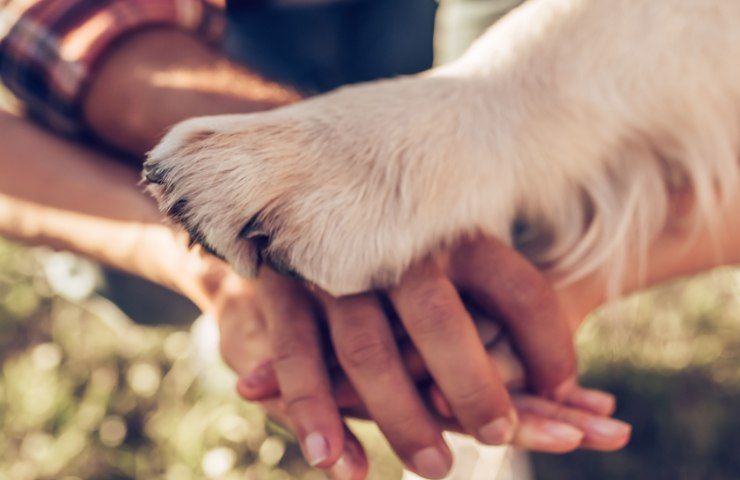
[516,420,584,451]
[329,442,363,480]
[541,422,585,443]
[242,360,275,389]
[329,456,353,480]
[411,446,450,479]
[478,416,515,445]
[305,432,330,467]
[587,417,632,438]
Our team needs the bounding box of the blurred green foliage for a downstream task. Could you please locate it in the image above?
[0,240,340,480]
[534,268,740,479]
[1,237,738,480]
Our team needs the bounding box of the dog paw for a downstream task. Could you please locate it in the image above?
[146,0,740,299]
[144,77,511,295]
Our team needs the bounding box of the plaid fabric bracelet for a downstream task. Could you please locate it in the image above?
[0,0,225,136]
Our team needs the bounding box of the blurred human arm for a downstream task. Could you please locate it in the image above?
[0,109,217,306]
[0,0,300,157]
[558,202,740,329]
[81,28,300,156]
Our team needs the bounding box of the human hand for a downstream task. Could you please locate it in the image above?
[232,237,631,479]
[178,251,373,480]
[76,218,627,479]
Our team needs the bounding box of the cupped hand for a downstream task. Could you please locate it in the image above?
[230,236,631,479]
[196,263,371,480]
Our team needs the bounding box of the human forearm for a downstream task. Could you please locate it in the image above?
[0,110,221,307]
[82,29,301,156]
[558,202,740,328]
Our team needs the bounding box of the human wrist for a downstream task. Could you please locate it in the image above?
[135,223,231,311]
[557,200,740,331]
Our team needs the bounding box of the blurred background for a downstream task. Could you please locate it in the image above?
[1,237,738,480]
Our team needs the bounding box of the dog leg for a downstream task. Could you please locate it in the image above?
[146,0,740,296]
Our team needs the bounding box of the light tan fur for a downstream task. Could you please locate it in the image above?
[145,0,740,297]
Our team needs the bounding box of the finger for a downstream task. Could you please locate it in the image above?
[321,292,453,480]
[335,317,522,409]
[328,425,370,480]
[512,414,585,453]
[255,399,373,473]
[428,384,454,419]
[449,237,577,395]
[429,386,626,453]
[391,316,526,389]
[236,360,379,416]
[564,385,617,416]
[535,376,618,417]
[216,281,272,377]
[427,381,612,423]
[421,333,614,416]
[236,360,280,401]
[235,336,611,428]
[388,314,529,390]
[438,417,584,454]
[429,404,584,453]
[258,268,344,469]
[389,259,517,446]
[236,361,366,415]
[358,324,522,391]
[514,395,632,451]
[429,381,627,452]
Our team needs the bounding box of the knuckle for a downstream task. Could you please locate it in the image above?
[535,354,576,393]
[408,297,459,339]
[506,270,555,311]
[336,332,397,373]
[330,303,376,328]
[267,293,308,320]
[271,333,314,367]
[546,403,572,424]
[407,278,451,306]
[551,349,577,377]
[386,416,439,451]
[450,381,499,412]
[284,391,323,414]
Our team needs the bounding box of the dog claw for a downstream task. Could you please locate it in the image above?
[143,165,168,185]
